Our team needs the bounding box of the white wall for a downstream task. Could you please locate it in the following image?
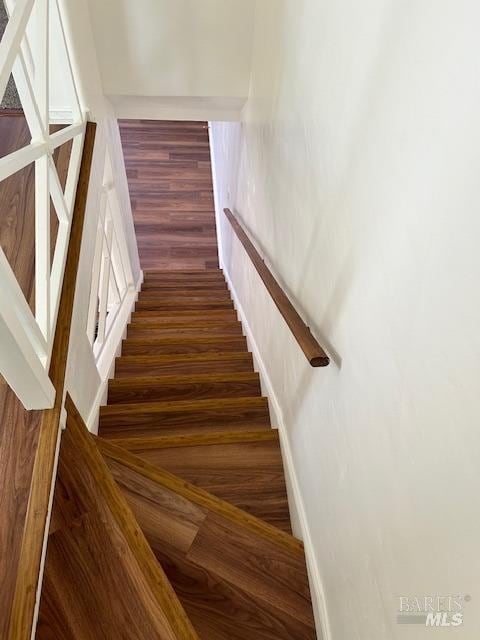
[86,0,255,119]
[210,1,480,638]
[58,0,141,427]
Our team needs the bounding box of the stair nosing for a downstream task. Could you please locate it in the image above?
[116,351,253,363]
[123,335,246,344]
[100,396,269,415]
[106,429,279,451]
[108,371,260,388]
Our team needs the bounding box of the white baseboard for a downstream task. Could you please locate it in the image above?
[223,267,331,640]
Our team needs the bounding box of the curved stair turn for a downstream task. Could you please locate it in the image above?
[38,269,318,640]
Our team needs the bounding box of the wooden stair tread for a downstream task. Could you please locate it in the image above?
[97,438,315,639]
[115,352,254,377]
[37,396,197,640]
[127,323,243,337]
[132,309,238,321]
[106,429,280,450]
[107,372,261,404]
[139,289,232,299]
[129,320,242,329]
[99,396,271,439]
[97,438,302,555]
[141,281,228,290]
[153,544,314,640]
[109,429,291,533]
[135,300,235,311]
[123,335,247,344]
[143,271,224,280]
[122,336,248,356]
[100,395,270,414]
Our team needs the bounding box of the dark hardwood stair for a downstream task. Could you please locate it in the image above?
[135,298,235,311]
[97,438,316,640]
[99,396,271,439]
[94,268,318,638]
[114,352,254,377]
[139,288,232,299]
[107,429,292,534]
[37,396,197,640]
[127,320,243,337]
[122,335,248,356]
[132,308,238,322]
[107,372,262,404]
[41,266,317,639]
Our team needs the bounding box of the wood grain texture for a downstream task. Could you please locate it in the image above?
[97,439,304,557]
[92,239,316,636]
[0,382,41,639]
[6,123,96,640]
[224,208,329,367]
[0,117,72,639]
[107,429,280,451]
[114,352,254,378]
[97,439,316,640]
[119,120,219,271]
[132,308,239,323]
[118,434,292,533]
[122,335,248,356]
[37,395,198,640]
[139,289,232,300]
[107,372,261,404]
[135,298,235,311]
[128,320,243,338]
[99,396,271,439]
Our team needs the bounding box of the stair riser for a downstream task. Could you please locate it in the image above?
[127,324,243,338]
[108,379,262,405]
[99,406,270,439]
[122,339,247,356]
[131,310,238,323]
[135,301,234,311]
[142,280,225,288]
[143,276,225,285]
[115,355,254,378]
[143,270,223,277]
[139,287,231,302]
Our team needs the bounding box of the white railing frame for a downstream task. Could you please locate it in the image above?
[86,149,138,381]
[0,0,86,409]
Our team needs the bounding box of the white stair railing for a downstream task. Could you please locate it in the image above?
[0,0,86,409]
[86,149,138,382]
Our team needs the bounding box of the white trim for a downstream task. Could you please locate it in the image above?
[223,267,331,640]
[109,94,245,122]
[85,374,109,433]
[86,269,143,431]
[48,108,74,123]
[208,122,226,272]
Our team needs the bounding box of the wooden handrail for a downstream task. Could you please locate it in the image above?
[7,122,97,640]
[223,208,329,367]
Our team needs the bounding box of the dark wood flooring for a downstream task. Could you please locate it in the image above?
[119,119,219,271]
[0,112,71,638]
[98,438,316,640]
[91,268,319,639]
[37,397,197,640]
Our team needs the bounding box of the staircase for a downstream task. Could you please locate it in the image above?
[38,268,318,639]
